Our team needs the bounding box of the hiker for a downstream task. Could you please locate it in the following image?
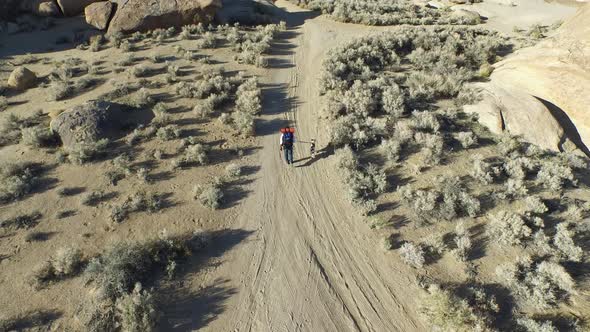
[310,138,316,159]
[280,127,295,165]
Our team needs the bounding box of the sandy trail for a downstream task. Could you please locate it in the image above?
[192,2,426,331]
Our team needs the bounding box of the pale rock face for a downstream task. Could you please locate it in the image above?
[107,0,222,34]
[84,1,114,30]
[7,67,37,91]
[467,4,590,156]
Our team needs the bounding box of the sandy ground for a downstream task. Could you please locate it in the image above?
[1,0,585,330]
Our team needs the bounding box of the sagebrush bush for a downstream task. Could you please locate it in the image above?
[419,284,494,332]
[453,222,472,262]
[29,247,82,289]
[66,139,109,165]
[516,317,558,332]
[536,161,574,191]
[399,176,479,223]
[486,211,532,246]
[193,181,223,210]
[300,0,480,26]
[110,191,163,223]
[235,78,261,115]
[156,125,181,141]
[115,283,158,332]
[225,163,242,178]
[553,223,583,262]
[0,211,41,229]
[496,256,575,309]
[455,131,478,149]
[0,162,38,202]
[21,125,55,147]
[470,154,495,185]
[399,242,425,268]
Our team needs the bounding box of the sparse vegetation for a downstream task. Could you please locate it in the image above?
[193,179,224,210]
[0,162,39,202]
[29,247,83,289]
[109,191,163,223]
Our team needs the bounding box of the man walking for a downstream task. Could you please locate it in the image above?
[280,127,295,165]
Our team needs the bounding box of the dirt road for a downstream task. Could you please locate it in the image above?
[188,2,426,331]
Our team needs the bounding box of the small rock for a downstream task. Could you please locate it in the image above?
[57,0,100,16]
[85,1,114,30]
[7,67,37,91]
[33,0,61,17]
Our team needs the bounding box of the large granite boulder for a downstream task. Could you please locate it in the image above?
[85,1,114,30]
[466,4,590,156]
[216,0,278,25]
[107,0,221,34]
[57,0,100,16]
[7,67,37,91]
[464,83,574,152]
[50,100,152,147]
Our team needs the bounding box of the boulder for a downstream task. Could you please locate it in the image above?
[7,67,37,91]
[216,0,278,25]
[57,0,100,16]
[108,0,221,35]
[50,100,153,147]
[479,4,590,155]
[32,0,61,16]
[464,83,571,152]
[85,1,114,30]
[451,8,481,22]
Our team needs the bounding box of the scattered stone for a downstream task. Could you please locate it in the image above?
[7,67,37,91]
[85,1,114,30]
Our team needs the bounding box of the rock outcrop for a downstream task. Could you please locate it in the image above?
[107,0,221,34]
[464,83,571,152]
[7,67,37,91]
[57,0,100,16]
[216,0,278,25]
[50,100,152,147]
[85,1,114,30]
[466,4,590,156]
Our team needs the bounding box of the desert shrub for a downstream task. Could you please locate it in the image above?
[486,211,532,246]
[21,125,56,147]
[497,257,576,309]
[81,190,109,206]
[66,139,109,165]
[504,156,536,181]
[0,162,38,202]
[536,161,574,191]
[524,196,548,215]
[0,96,8,111]
[470,154,496,185]
[130,64,151,78]
[414,132,444,166]
[455,131,478,149]
[301,0,480,26]
[156,125,181,141]
[399,176,479,223]
[399,242,425,268]
[553,223,583,262]
[453,222,472,262]
[29,247,82,289]
[197,32,217,48]
[419,284,495,332]
[174,143,209,168]
[380,139,402,163]
[129,88,154,108]
[516,317,558,332]
[115,283,158,332]
[232,111,255,137]
[225,163,242,178]
[0,211,41,229]
[235,78,262,115]
[498,135,524,156]
[193,180,223,210]
[109,192,163,223]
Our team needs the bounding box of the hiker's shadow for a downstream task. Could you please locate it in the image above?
[294,145,335,168]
